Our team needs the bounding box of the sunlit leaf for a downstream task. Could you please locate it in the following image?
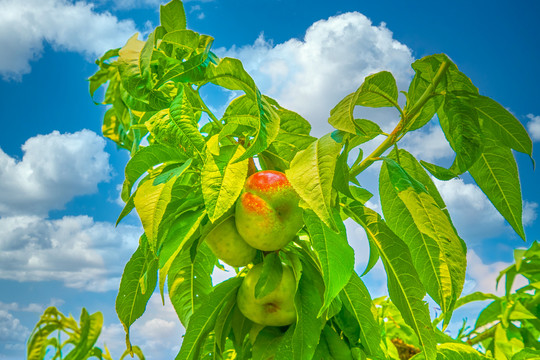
[286,132,343,231]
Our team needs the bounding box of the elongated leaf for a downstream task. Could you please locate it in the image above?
[168,241,215,327]
[274,253,326,360]
[286,132,343,230]
[254,252,283,299]
[202,143,248,222]
[122,144,189,201]
[261,108,316,170]
[304,209,354,316]
[322,324,354,360]
[169,87,206,160]
[439,94,483,177]
[116,237,158,349]
[329,71,398,133]
[118,34,151,104]
[474,96,533,157]
[160,0,186,32]
[205,58,280,161]
[158,209,206,269]
[355,71,399,108]
[454,291,499,309]
[176,277,242,360]
[63,309,103,360]
[380,153,466,325]
[339,272,383,358]
[424,343,490,360]
[134,175,176,253]
[468,137,525,240]
[345,203,436,359]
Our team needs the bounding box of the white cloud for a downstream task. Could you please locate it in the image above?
[0,130,112,217]
[0,0,139,79]
[432,177,538,242]
[401,124,454,162]
[523,201,538,227]
[0,310,30,343]
[109,0,211,10]
[103,296,184,359]
[466,249,527,296]
[0,215,140,291]
[433,177,512,242]
[526,114,540,142]
[0,301,45,313]
[219,12,414,136]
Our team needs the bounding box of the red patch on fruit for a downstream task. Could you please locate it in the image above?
[246,170,290,193]
[241,192,270,215]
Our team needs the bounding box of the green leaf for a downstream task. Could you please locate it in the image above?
[122,144,189,201]
[438,93,483,177]
[63,309,103,360]
[116,236,158,349]
[468,137,525,240]
[338,272,383,358]
[322,324,354,360]
[329,71,399,133]
[254,252,283,299]
[175,277,242,360]
[158,209,207,269]
[355,71,399,108]
[160,29,200,54]
[511,348,540,360]
[205,58,280,161]
[406,95,443,132]
[201,142,248,222]
[423,343,490,360]
[118,34,151,105]
[160,0,186,32]
[252,327,286,360]
[168,87,206,160]
[380,152,466,326]
[286,132,343,231]
[304,209,354,317]
[274,253,326,360]
[134,174,176,253]
[261,108,316,171]
[474,96,533,157]
[168,241,215,328]
[454,291,499,309]
[344,203,436,359]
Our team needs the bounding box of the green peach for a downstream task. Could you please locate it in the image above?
[204,216,256,267]
[237,262,296,327]
[235,170,303,251]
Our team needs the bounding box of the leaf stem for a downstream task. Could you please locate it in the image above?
[349,60,450,178]
[466,324,497,346]
[195,87,223,131]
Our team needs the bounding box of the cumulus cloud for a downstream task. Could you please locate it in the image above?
[109,0,211,9]
[466,249,527,296]
[0,215,140,291]
[0,129,112,217]
[401,124,455,162]
[0,0,139,79]
[219,12,414,136]
[102,296,184,359]
[526,114,540,142]
[432,177,537,242]
[0,310,30,344]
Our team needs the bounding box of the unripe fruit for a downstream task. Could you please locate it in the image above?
[204,216,256,267]
[235,170,303,251]
[237,262,296,326]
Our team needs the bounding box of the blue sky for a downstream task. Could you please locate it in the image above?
[0,0,539,358]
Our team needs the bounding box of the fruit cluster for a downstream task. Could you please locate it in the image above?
[204,170,304,326]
